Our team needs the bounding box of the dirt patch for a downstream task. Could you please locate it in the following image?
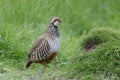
[83,41,97,51]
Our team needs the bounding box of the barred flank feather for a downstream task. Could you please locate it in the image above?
[29,39,51,61]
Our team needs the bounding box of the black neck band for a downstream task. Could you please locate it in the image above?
[52,23,57,28]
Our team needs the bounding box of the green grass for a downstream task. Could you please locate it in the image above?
[0,0,120,80]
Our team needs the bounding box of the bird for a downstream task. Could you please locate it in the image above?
[24,17,62,72]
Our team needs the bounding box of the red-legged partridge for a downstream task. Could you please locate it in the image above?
[24,17,62,72]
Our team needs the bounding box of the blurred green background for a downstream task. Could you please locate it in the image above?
[0,0,120,80]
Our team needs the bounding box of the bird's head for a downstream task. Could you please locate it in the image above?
[50,17,62,26]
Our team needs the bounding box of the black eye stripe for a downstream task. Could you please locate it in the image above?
[53,19,58,22]
[53,19,60,23]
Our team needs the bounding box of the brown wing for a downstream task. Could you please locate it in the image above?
[28,37,51,61]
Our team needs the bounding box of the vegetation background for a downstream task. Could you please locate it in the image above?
[0,0,120,80]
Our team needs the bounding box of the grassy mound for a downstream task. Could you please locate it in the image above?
[67,29,120,80]
[81,29,120,51]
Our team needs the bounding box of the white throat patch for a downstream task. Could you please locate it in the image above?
[53,21,59,26]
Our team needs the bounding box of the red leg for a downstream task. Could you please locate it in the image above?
[43,64,46,73]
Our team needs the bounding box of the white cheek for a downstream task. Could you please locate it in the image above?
[54,21,59,26]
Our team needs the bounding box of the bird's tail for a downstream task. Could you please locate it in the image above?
[24,60,32,69]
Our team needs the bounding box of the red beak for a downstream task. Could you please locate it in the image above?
[57,19,62,23]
